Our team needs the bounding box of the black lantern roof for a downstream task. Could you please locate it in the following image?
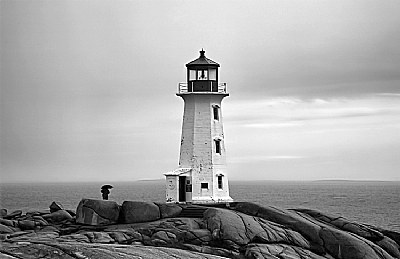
[186,49,220,67]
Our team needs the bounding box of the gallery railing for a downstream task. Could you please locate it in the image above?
[178,82,227,94]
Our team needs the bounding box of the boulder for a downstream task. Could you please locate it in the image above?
[84,231,114,243]
[18,220,36,230]
[42,210,73,223]
[38,225,60,233]
[231,202,326,253]
[245,243,327,259]
[66,209,76,217]
[0,234,7,241]
[204,208,310,251]
[156,203,183,218]
[0,218,16,227]
[32,216,49,226]
[382,229,400,246]
[26,209,50,217]
[0,208,7,218]
[108,231,131,244]
[230,202,396,259]
[76,199,120,226]
[184,229,212,245]
[120,201,160,224]
[318,226,393,259]
[0,224,14,234]
[151,230,178,245]
[58,233,90,243]
[375,236,400,258]
[294,208,384,241]
[49,201,64,213]
[4,210,22,219]
[183,244,240,258]
[122,229,143,243]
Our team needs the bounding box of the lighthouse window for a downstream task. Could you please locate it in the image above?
[201,183,208,189]
[209,69,217,80]
[218,175,223,189]
[215,140,221,154]
[189,70,196,80]
[197,70,208,80]
[213,106,219,121]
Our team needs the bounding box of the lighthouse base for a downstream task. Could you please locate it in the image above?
[191,196,234,204]
[164,168,233,204]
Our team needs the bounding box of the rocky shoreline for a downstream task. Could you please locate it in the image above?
[1,200,399,259]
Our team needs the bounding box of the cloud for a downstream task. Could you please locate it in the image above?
[376,93,400,97]
[225,95,400,129]
[229,155,306,164]
[244,122,303,129]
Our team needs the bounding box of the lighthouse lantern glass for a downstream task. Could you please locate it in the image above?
[197,70,208,80]
[209,69,216,80]
[189,70,196,80]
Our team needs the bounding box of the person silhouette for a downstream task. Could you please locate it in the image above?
[101,185,113,200]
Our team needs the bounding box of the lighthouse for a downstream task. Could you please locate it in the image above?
[165,50,233,204]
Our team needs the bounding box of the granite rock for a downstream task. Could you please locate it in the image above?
[3,210,22,220]
[157,203,183,218]
[0,224,14,234]
[204,208,310,252]
[0,218,16,227]
[245,243,328,259]
[184,229,213,245]
[0,209,7,218]
[1,201,399,259]
[184,243,240,258]
[231,202,398,259]
[49,201,64,213]
[294,208,384,241]
[17,219,36,230]
[120,201,160,223]
[382,230,400,246]
[0,242,226,259]
[42,209,73,223]
[76,199,120,226]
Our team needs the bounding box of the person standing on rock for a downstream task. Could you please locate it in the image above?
[101,185,113,200]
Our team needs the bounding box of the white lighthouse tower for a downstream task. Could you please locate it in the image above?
[165,50,233,204]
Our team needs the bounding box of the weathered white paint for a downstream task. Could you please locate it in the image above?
[165,92,233,203]
[165,175,178,202]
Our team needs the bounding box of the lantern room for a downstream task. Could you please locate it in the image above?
[185,49,221,93]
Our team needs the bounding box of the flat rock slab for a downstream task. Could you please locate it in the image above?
[0,241,228,259]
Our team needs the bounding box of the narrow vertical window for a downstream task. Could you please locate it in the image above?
[215,140,221,154]
[218,175,223,189]
[213,106,219,121]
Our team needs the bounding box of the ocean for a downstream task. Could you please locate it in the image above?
[0,180,399,232]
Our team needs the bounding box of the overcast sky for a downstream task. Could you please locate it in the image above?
[1,0,400,183]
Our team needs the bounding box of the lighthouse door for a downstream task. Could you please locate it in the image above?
[178,176,186,202]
